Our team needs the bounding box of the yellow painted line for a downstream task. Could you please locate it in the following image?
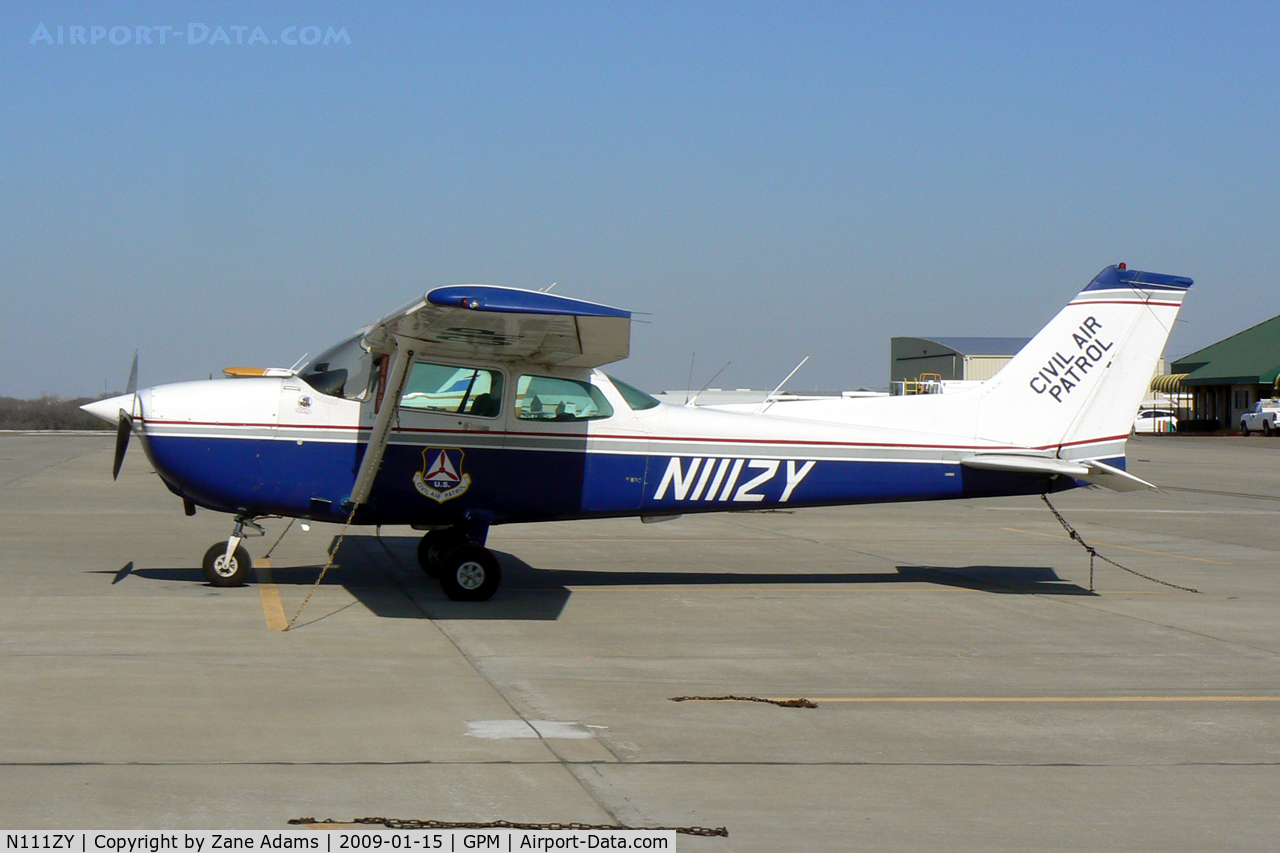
[1002,527,1232,565]
[568,584,970,591]
[776,696,1280,704]
[565,577,1174,594]
[255,562,289,632]
[510,538,1017,544]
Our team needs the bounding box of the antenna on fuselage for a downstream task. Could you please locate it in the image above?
[757,356,810,414]
[686,361,732,407]
[683,352,696,405]
[288,353,310,373]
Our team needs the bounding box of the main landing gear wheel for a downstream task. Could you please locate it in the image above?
[417,529,466,579]
[438,545,501,602]
[203,542,253,587]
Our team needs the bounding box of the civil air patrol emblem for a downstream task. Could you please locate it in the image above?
[413,447,471,503]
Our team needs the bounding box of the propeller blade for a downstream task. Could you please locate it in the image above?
[112,410,132,480]
[126,351,138,396]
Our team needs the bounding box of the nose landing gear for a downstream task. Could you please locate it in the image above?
[202,516,265,587]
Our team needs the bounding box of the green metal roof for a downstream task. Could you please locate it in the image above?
[1171,313,1280,386]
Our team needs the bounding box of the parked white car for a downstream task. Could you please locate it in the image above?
[1133,408,1177,434]
[1240,399,1280,436]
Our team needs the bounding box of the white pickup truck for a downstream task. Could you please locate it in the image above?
[1241,399,1280,436]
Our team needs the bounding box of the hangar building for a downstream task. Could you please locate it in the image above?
[890,337,1030,383]
[1162,313,1280,429]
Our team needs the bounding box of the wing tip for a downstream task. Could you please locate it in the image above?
[425,285,631,319]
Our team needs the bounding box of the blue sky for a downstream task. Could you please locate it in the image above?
[3,2,1278,398]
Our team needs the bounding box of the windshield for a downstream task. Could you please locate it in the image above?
[300,333,377,400]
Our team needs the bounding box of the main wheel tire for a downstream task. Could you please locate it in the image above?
[417,529,466,578]
[203,542,253,587]
[438,545,501,602]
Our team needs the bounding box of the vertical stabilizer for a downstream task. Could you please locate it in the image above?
[971,265,1192,460]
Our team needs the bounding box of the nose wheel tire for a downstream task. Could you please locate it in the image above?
[203,542,253,587]
[438,545,500,601]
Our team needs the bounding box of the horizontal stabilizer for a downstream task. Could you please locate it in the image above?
[1077,459,1157,492]
[960,454,1156,492]
[960,455,1089,477]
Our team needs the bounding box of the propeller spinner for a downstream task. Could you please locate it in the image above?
[80,354,139,480]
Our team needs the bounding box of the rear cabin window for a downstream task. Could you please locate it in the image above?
[516,375,614,421]
[608,375,661,410]
[400,362,504,418]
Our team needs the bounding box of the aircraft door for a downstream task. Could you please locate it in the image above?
[386,360,507,511]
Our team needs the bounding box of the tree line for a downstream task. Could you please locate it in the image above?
[0,395,114,430]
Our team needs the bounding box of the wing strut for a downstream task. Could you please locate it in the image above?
[348,337,415,508]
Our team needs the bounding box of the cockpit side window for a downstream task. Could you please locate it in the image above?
[400,362,504,418]
[300,334,378,400]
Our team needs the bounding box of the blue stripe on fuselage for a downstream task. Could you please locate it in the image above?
[144,433,362,518]
[144,434,1087,524]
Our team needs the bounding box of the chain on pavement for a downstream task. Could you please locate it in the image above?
[1041,494,1200,594]
[669,695,817,708]
[289,817,728,837]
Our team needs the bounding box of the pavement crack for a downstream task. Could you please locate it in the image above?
[1042,593,1280,659]
[5,759,1279,768]
[358,534,625,826]
[0,441,103,488]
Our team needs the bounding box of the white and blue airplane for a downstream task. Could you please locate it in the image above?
[82,264,1191,601]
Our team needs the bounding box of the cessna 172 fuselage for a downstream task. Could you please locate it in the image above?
[83,265,1192,601]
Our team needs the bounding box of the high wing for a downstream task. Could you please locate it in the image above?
[349,285,633,507]
[361,285,632,368]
